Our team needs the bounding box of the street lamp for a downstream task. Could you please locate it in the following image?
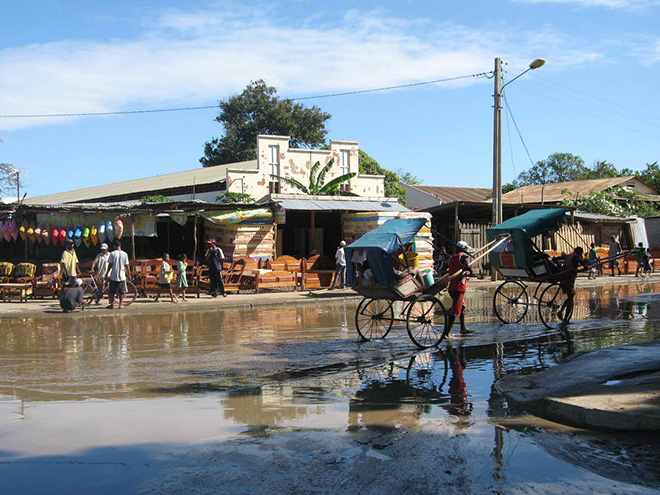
[492,57,546,226]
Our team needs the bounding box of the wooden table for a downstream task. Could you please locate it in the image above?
[0,283,33,302]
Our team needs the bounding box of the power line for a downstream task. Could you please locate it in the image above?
[0,72,492,119]
[503,93,536,168]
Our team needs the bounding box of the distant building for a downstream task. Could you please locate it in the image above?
[502,177,660,205]
[28,135,386,205]
[399,183,491,209]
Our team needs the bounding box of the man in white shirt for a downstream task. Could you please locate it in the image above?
[91,243,110,289]
[105,239,130,309]
[329,240,347,290]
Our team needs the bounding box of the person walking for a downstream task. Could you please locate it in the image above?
[329,240,347,290]
[609,235,622,276]
[205,238,226,298]
[60,278,84,313]
[558,246,588,322]
[60,239,79,286]
[91,243,110,290]
[177,254,190,302]
[106,239,130,309]
[444,241,472,337]
[588,242,599,279]
[635,242,651,276]
[154,253,179,303]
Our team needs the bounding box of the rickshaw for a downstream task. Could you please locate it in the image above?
[488,208,632,329]
[348,218,506,348]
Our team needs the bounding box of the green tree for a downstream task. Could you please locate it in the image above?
[517,152,589,185]
[271,158,356,195]
[0,163,26,200]
[561,186,660,217]
[201,80,331,167]
[636,161,660,190]
[216,192,254,204]
[358,150,407,204]
[396,168,423,185]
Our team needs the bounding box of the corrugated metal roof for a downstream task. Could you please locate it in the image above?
[273,198,409,212]
[408,185,491,203]
[502,177,660,204]
[26,160,257,205]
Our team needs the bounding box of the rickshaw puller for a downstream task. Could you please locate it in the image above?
[558,246,588,319]
[445,241,472,336]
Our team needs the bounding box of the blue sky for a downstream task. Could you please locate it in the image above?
[1,0,659,198]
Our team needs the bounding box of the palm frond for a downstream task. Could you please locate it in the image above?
[270,174,309,194]
[316,158,335,192]
[309,161,321,191]
[319,172,356,194]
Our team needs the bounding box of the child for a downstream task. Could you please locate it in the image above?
[154,253,178,303]
[177,254,189,302]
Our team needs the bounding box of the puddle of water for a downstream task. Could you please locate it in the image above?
[1,281,660,494]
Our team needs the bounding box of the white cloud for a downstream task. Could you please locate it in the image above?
[0,8,603,130]
[513,0,660,8]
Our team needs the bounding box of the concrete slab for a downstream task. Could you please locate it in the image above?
[495,341,660,431]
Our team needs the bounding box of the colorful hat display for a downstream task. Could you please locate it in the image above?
[52,226,60,245]
[34,225,42,244]
[83,227,91,247]
[91,225,98,246]
[98,222,106,243]
[73,226,82,247]
[67,227,74,241]
[10,220,19,241]
[106,220,114,241]
[42,226,50,245]
[19,220,28,241]
[114,217,124,239]
[27,222,36,243]
[1,221,9,242]
[59,227,67,246]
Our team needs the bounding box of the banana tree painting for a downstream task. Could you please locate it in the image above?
[270,158,356,195]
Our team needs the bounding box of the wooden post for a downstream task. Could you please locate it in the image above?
[192,214,198,264]
[310,210,316,255]
[453,203,459,243]
[130,215,136,260]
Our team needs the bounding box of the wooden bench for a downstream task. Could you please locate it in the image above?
[0,282,33,302]
[300,254,335,290]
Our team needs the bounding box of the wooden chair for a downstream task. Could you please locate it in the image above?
[258,256,301,292]
[12,262,37,284]
[128,259,146,293]
[141,259,162,296]
[33,262,62,299]
[0,262,14,283]
[0,262,37,301]
[231,256,260,291]
[300,254,335,290]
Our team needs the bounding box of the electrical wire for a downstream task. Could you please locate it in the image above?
[513,81,660,142]
[0,71,493,119]
[503,94,536,168]
[504,96,517,179]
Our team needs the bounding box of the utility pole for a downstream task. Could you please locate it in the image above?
[492,58,503,227]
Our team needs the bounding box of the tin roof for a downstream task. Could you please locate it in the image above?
[406,185,492,203]
[268,198,409,212]
[26,160,257,205]
[501,177,660,204]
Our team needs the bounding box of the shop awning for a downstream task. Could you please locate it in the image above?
[270,198,409,212]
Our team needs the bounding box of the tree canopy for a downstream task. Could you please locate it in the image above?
[358,150,408,204]
[0,163,25,200]
[503,152,659,192]
[200,80,331,167]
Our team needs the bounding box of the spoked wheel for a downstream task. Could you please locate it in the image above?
[406,295,447,348]
[538,283,573,329]
[493,280,529,323]
[122,281,139,307]
[355,298,394,341]
[82,284,102,307]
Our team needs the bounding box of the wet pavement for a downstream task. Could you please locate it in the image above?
[1,280,660,494]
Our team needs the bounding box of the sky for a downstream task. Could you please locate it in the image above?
[0,0,659,198]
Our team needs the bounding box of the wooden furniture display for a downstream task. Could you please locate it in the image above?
[141,259,163,296]
[300,254,335,290]
[256,256,301,292]
[0,283,33,302]
[33,262,62,299]
[0,262,14,283]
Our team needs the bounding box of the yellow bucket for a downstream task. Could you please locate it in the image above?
[399,251,420,269]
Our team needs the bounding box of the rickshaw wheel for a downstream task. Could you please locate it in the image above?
[493,280,529,324]
[406,295,447,349]
[355,298,394,341]
[538,283,573,329]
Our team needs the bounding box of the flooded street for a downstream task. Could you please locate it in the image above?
[1,281,660,494]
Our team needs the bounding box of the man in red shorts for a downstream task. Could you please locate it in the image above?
[444,240,472,337]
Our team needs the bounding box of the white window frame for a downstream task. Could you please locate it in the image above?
[340,150,351,176]
[269,145,280,179]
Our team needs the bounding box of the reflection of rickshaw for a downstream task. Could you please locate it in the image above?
[347,218,501,348]
[488,208,632,329]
